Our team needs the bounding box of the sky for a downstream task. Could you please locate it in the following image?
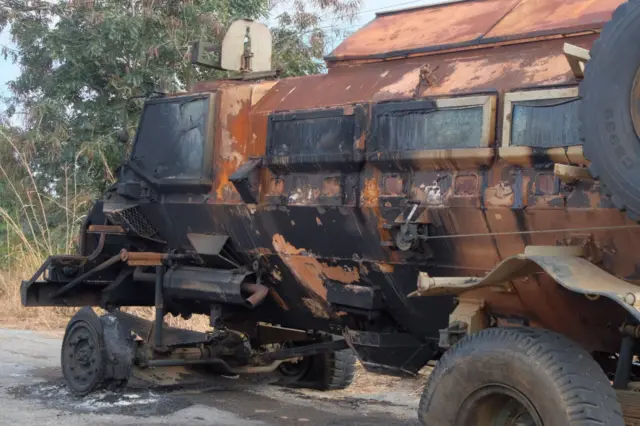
[0,0,441,109]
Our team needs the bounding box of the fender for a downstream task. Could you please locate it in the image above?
[410,246,640,323]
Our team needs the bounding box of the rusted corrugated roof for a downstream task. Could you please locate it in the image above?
[327,0,625,62]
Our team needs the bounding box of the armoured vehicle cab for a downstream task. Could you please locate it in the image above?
[20,0,640,424]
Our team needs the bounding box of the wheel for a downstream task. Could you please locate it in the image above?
[61,308,106,395]
[277,342,314,381]
[310,346,357,391]
[278,339,356,391]
[579,0,640,220]
[418,328,624,426]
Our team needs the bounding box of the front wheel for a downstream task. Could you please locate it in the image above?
[418,328,624,426]
[61,308,107,395]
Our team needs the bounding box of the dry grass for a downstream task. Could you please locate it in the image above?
[0,129,93,329]
[0,269,73,329]
[0,128,215,331]
[0,266,211,331]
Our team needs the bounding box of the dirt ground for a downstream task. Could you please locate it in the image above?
[0,325,430,425]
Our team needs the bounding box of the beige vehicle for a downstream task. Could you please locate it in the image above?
[19,0,640,424]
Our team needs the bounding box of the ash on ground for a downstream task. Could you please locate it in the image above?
[8,380,191,417]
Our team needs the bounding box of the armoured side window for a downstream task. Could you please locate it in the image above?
[502,87,581,148]
[131,94,215,181]
[264,106,366,173]
[367,95,496,170]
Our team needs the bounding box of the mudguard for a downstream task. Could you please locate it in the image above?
[412,246,640,323]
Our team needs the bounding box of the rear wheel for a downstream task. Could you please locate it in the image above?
[418,328,623,426]
[278,339,356,390]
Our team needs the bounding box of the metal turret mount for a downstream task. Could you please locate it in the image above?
[191,19,278,80]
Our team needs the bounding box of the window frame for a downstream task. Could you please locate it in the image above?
[501,86,580,148]
[130,92,216,190]
[264,105,366,173]
[369,94,497,154]
[130,92,216,182]
[433,95,497,149]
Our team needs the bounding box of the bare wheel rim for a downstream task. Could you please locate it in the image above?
[454,384,542,426]
[62,320,102,393]
[632,66,640,139]
[277,342,312,379]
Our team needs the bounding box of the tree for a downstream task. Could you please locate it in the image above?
[0,0,361,196]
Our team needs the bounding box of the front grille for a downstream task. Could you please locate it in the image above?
[110,205,159,240]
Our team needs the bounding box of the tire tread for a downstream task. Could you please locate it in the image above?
[418,328,624,426]
[579,0,640,222]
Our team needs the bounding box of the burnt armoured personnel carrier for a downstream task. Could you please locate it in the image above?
[19,0,640,423]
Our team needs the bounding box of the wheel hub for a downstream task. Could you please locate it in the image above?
[632,67,640,139]
[277,342,312,379]
[455,384,543,426]
[62,321,101,393]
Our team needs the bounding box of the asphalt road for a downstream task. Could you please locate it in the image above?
[0,328,423,425]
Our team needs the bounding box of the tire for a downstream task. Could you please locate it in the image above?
[418,328,624,426]
[278,340,357,391]
[311,348,357,390]
[61,307,107,396]
[579,0,640,220]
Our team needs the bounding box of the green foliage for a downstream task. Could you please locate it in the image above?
[0,0,360,195]
[0,0,361,268]
[1,0,269,196]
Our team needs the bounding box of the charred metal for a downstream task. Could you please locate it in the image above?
[19,1,640,422]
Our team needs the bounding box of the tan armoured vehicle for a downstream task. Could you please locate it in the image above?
[19,0,640,424]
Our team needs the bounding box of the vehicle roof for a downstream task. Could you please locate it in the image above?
[327,0,625,63]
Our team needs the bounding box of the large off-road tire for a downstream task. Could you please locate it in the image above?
[418,328,624,426]
[579,0,640,220]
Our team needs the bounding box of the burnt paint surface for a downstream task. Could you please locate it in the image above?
[91,12,640,355]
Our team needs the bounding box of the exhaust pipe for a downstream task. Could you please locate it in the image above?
[134,266,269,308]
[241,282,269,308]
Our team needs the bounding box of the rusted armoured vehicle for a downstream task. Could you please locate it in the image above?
[20,0,640,423]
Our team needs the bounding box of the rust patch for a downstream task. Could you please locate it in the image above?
[361,170,392,241]
[272,234,304,255]
[354,131,366,150]
[302,298,330,319]
[272,234,326,299]
[322,177,341,197]
[272,234,362,300]
[485,182,515,207]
